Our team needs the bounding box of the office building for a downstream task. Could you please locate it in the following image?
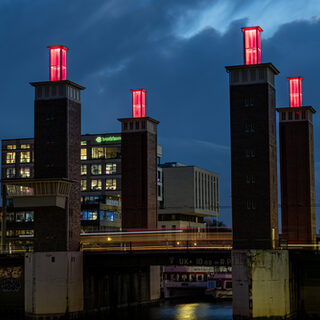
[158,162,219,229]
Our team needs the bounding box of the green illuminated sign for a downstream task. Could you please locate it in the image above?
[95,136,121,143]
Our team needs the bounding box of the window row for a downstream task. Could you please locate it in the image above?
[81,210,121,221]
[81,163,117,175]
[5,151,31,164]
[6,229,34,238]
[6,211,34,222]
[81,179,117,191]
[81,195,121,205]
[281,110,306,121]
[81,147,120,160]
[6,167,31,178]
[123,121,146,131]
[5,144,31,150]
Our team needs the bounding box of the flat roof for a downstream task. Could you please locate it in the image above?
[225,62,280,75]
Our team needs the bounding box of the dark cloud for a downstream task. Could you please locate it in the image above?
[1,1,320,228]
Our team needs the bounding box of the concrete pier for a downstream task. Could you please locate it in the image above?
[25,252,83,318]
[232,250,291,319]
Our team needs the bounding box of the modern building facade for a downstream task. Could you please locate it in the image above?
[277,77,316,244]
[1,133,164,244]
[226,26,279,249]
[158,162,219,229]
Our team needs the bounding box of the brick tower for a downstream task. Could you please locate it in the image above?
[30,46,84,251]
[277,77,316,244]
[22,46,84,318]
[226,27,279,249]
[118,89,159,229]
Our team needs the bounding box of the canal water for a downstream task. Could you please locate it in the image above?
[106,300,232,320]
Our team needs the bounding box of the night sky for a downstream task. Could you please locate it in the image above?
[1,0,320,228]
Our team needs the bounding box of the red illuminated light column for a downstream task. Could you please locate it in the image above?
[288,77,303,107]
[241,26,263,65]
[48,45,69,81]
[131,89,146,118]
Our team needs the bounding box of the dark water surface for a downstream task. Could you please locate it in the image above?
[106,300,232,320]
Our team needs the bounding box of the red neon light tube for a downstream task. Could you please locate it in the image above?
[288,77,303,107]
[241,26,263,65]
[131,89,146,118]
[48,45,69,81]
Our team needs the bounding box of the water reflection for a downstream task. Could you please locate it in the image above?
[107,301,232,320]
[176,303,199,320]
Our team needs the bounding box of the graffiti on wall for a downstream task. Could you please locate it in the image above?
[0,266,23,292]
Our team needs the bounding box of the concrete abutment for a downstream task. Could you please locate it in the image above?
[232,250,292,320]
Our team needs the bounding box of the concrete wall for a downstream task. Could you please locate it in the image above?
[149,266,160,301]
[233,250,291,319]
[83,264,159,312]
[25,251,83,317]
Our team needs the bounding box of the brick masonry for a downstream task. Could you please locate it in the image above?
[34,92,81,251]
[229,81,278,249]
[120,123,158,229]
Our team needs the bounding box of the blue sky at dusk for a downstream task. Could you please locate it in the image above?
[1,0,320,227]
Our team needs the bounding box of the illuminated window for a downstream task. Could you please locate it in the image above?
[106,163,117,174]
[81,165,87,175]
[7,145,16,150]
[91,179,102,191]
[92,147,104,159]
[25,211,34,222]
[81,210,98,220]
[16,212,25,222]
[20,167,31,178]
[81,141,87,146]
[106,147,118,159]
[91,147,119,159]
[21,144,31,149]
[106,179,116,190]
[6,230,15,238]
[6,152,16,164]
[91,164,102,175]
[20,151,31,163]
[81,148,87,160]
[81,180,87,191]
[6,167,15,178]
[88,211,98,220]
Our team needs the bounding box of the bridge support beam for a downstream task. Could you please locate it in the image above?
[232,250,291,319]
[25,252,83,319]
